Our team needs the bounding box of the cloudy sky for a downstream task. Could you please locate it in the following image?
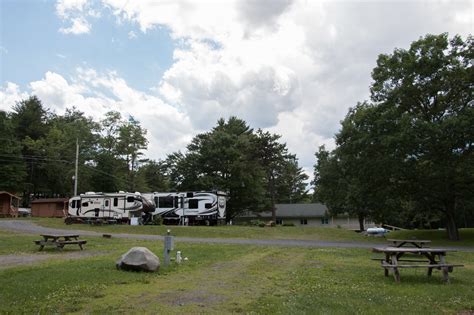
[1,0,472,180]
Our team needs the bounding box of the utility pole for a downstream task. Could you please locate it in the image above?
[74,138,79,196]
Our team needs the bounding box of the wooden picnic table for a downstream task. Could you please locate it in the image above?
[34,234,87,251]
[386,239,431,248]
[372,247,463,283]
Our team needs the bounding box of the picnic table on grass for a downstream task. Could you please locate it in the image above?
[372,247,463,283]
[386,239,431,248]
[34,234,87,251]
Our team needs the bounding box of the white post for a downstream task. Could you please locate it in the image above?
[163,229,174,266]
[74,138,79,196]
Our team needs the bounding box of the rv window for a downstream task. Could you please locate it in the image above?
[158,196,174,208]
[71,200,76,208]
[127,196,135,203]
[113,198,118,207]
[205,203,212,209]
[189,199,199,209]
[154,197,159,207]
[186,192,194,198]
[82,202,89,207]
[105,200,109,207]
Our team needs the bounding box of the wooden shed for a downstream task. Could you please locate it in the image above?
[0,191,20,217]
[31,198,68,218]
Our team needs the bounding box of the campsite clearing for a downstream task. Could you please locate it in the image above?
[0,225,473,314]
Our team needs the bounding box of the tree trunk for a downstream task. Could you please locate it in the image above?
[271,195,276,223]
[444,197,460,241]
[270,176,276,223]
[358,213,365,231]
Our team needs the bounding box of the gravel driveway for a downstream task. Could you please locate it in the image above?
[1,220,472,251]
[0,251,108,269]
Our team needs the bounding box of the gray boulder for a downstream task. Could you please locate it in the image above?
[116,247,160,272]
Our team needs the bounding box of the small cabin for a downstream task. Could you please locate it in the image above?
[236,203,374,229]
[0,191,20,217]
[31,198,68,218]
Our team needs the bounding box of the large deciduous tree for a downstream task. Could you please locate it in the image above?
[370,33,473,240]
[314,34,473,239]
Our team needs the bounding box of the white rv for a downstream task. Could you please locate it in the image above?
[141,191,227,225]
[67,192,155,223]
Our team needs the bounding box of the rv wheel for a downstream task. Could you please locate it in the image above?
[64,217,74,225]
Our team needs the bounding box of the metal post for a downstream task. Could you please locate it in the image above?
[163,229,174,266]
[74,138,79,196]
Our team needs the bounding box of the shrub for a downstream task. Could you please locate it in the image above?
[282,223,295,227]
[250,219,264,226]
[152,216,163,225]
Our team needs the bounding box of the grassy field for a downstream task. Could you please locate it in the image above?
[0,229,473,314]
[29,217,382,242]
[23,218,474,247]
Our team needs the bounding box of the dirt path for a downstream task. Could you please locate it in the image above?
[0,251,108,269]
[1,220,472,251]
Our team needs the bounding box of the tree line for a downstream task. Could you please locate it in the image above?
[0,101,309,220]
[1,33,471,238]
[313,33,473,240]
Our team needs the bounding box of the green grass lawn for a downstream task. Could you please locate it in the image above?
[21,218,474,247]
[0,231,473,314]
[22,217,385,242]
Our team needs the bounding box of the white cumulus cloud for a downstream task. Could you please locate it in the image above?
[2,69,194,161]
[59,17,91,34]
[0,82,30,111]
[40,0,474,173]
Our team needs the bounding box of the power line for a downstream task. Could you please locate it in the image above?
[0,154,73,164]
[81,163,130,185]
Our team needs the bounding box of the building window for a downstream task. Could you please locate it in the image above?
[321,217,329,225]
[276,219,283,225]
[188,199,199,209]
[300,219,308,225]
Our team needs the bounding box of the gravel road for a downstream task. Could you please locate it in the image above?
[0,251,108,269]
[1,220,472,251]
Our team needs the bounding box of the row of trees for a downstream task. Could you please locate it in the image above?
[0,97,149,201]
[165,117,309,220]
[313,34,473,240]
[0,99,309,219]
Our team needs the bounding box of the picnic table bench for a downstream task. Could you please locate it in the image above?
[386,239,431,248]
[34,234,87,251]
[372,247,463,283]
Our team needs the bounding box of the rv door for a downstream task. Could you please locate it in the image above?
[103,198,111,218]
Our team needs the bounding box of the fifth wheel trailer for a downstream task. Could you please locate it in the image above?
[141,191,227,225]
[66,192,155,223]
